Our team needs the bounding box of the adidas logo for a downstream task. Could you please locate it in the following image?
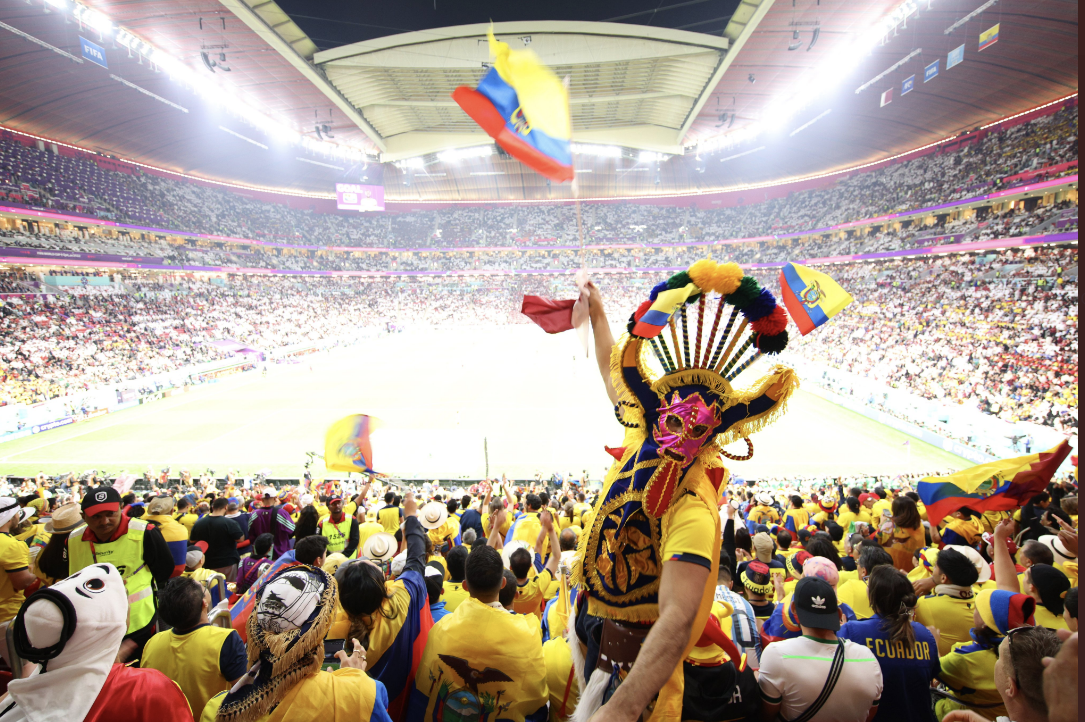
[811,595,826,609]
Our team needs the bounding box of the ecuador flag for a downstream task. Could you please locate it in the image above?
[778,262,853,335]
[324,414,380,474]
[917,440,1072,527]
[631,283,699,338]
[453,29,572,182]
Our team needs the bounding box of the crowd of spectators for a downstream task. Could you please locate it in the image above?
[0,193,1076,275]
[0,243,1075,437]
[0,106,1077,250]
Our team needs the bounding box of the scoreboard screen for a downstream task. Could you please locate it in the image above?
[335,183,385,212]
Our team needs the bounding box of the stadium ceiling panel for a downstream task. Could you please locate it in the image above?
[0,0,1076,199]
[313,22,732,160]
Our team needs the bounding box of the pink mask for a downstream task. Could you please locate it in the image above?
[653,392,722,467]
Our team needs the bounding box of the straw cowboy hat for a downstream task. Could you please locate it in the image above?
[419,501,448,530]
[45,504,83,534]
[362,533,397,563]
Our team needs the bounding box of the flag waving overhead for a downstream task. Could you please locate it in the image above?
[452,29,573,182]
[632,283,699,338]
[917,440,1072,527]
[778,262,854,335]
[324,414,381,474]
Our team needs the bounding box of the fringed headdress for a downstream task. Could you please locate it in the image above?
[615,259,797,464]
[217,565,337,722]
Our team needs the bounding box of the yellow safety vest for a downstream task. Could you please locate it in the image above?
[68,518,155,632]
[321,516,352,553]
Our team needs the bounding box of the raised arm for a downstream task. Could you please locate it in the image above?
[992,518,1020,593]
[541,510,560,577]
[587,281,618,406]
[487,508,507,550]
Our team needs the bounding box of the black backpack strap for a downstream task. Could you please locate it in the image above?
[789,639,846,722]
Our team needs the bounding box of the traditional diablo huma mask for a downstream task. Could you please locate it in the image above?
[653,391,722,467]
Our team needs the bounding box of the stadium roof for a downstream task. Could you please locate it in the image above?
[311,22,731,160]
[0,0,1077,198]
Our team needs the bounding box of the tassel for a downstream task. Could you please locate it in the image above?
[726,351,763,381]
[680,305,691,371]
[722,337,754,376]
[669,315,684,370]
[714,318,749,373]
[707,306,740,370]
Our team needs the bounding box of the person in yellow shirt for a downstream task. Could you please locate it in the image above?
[0,498,35,623]
[913,547,986,656]
[747,493,779,526]
[202,564,390,722]
[183,546,219,585]
[870,489,892,521]
[442,545,470,612]
[934,586,1037,721]
[376,492,403,534]
[507,493,550,558]
[174,497,199,533]
[354,508,385,559]
[510,510,560,617]
[483,501,516,540]
[836,496,869,532]
[409,544,548,722]
[937,507,985,547]
[142,576,248,721]
[781,496,810,534]
[836,545,893,620]
[1023,563,1071,630]
[573,492,592,526]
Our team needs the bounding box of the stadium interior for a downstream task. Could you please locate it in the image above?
[0,2,1075,478]
[0,3,1078,722]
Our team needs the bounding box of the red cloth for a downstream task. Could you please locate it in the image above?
[521,295,576,333]
[85,664,192,722]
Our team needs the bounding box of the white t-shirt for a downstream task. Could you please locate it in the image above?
[758,635,882,722]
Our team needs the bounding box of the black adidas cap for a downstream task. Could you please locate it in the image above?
[793,576,840,631]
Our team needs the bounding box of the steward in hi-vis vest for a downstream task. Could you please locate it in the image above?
[318,496,360,557]
[66,486,176,661]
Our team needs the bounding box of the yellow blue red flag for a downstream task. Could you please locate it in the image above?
[324,414,381,474]
[631,283,699,338]
[452,29,572,182]
[917,440,1071,527]
[778,262,854,335]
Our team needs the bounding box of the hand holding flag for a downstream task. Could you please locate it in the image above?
[917,440,1072,527]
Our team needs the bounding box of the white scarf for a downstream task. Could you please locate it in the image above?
[6,564,127,722]
[935,583,974,599]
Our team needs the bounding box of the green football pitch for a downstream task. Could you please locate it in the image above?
[0,326,972,481]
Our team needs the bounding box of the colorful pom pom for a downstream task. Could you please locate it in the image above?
[742,288,779,322]
[666,271,692,290]
[710,262,744,296]
[634,299,653,321]
[750,305,789,335]
[648,281,669,301]
[687,259,717,291]
[754,330,789,354]
[724,276,761,307]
